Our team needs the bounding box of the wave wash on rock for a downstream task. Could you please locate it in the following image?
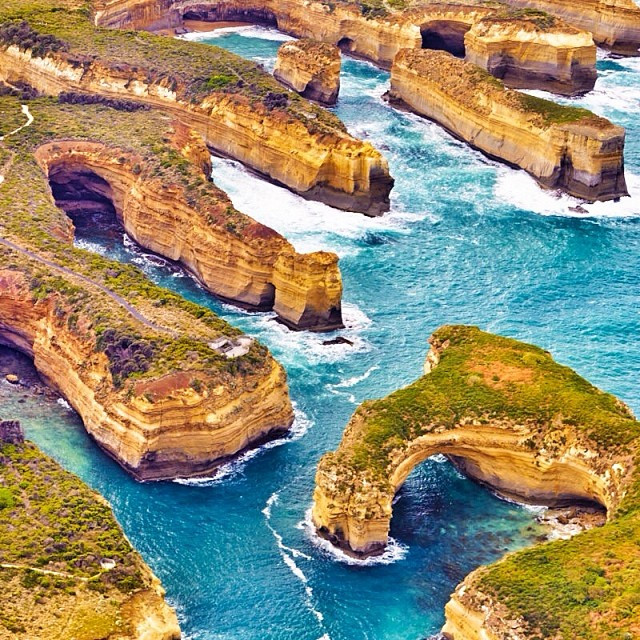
[0,95,299,481]
[313,325,640,639]
[0,0,393,217]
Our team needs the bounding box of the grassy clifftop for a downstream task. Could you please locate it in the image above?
[0,94,272,393]
[0,438,177,639]
[343,325,639,478]
[0,0,345,135]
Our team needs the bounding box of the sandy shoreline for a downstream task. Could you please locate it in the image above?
[154,19,254,36]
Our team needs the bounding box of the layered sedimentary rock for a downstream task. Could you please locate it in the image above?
[35,135,343,331]
[274,39,341,105]
[92,0,597,95]
[0,433,181,639]
[0,264,293,480]
[312,325,640,639]
[505,0,640,55]
[389,49,627,201]
[0,2,393,215]
[0,95,296,480]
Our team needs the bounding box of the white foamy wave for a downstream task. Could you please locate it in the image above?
[179,25,294,42]
[251,301,373,367]
[330,365,379,389]
[209,155,422,255]
[74,238,109,256]
[494,168,640,219]
[56,398,73,411]
[173,404,312,486]
[262,493,330,633]
[299,508,408,566]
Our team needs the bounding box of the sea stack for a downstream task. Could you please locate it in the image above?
[389,49,627,202]
[274,39,341,105]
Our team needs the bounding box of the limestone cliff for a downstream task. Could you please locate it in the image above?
[505,0,640,55]
[0,2,393,215]
[389,49,627,202]
[312,325,640,639]
[0,432,181,639]
[92,0,597,95]
[0,96,297,480]
[35,134,343,331]
[274,39,341,105]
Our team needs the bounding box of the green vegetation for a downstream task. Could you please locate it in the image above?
[346,325,639,475]
[0,94,271,394]
[0,439,154,637]
[519,93,596,125]
[0,0,346,135]
[329,324,640,639]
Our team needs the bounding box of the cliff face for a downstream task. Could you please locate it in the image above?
[0,434,181,639]
[0,46,391,216]
[34,137,343,331]
[505,0,640,55]
[0,265,294,480]
[312,325,640,639]
[274,39,341,105]
[389,49,627,202]
[92,0,597,96]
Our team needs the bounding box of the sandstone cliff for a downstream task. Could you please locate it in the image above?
[505,0,640,55]
[92,0,597,95]
[312,325,640,639]
[389,49,627,202]
[0,2,392,215]
[274,39,341,105]
[0,96,297,480]
[0,433,181,639]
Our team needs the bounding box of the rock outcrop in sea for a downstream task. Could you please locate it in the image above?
[312,325,640,639]
[274,39,341,105]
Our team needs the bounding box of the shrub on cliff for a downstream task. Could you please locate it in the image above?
[96,328,156,387]
[0,20,68,57]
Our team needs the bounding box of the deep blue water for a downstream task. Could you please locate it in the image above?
[2,27,640,640]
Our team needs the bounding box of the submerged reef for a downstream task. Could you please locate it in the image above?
[313,325,640,639]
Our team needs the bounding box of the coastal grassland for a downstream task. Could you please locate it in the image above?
[345,325,640,476]
[0,0,346,135]
[476,510,640,639]
[324,325,640,638]
[0,439,157,638]
[0,95,271,390]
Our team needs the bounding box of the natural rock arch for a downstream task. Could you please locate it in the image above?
[35,137,343,330]
[420,20,470,58]
[312,325,636,557]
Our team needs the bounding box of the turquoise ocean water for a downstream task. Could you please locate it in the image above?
[2,27,640,640]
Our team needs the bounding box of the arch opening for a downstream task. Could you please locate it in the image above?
[47,163,123,242]
[337,37,356,53]
[420,21,470,58]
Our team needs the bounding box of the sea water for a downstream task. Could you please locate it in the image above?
[2,28,640,640]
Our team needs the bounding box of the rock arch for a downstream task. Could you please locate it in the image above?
[35,138,343,331]
[420,20,470,58]
[312,325,636,557]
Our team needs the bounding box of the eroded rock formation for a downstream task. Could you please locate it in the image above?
[389,49,627,202]
[505,0,640,55]
[0,2,393,215]
[34,134,343,331]
[312,325,640,639]
[92,0,598,95]
[274,39,341,105]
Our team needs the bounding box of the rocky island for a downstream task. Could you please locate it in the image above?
[0,0,393,216]
[274,39,341,105]
[0,421,181,639]
[0,94,299,480]
[313,325,640,638]
[389,49,627,202]
[93,0,600,96]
